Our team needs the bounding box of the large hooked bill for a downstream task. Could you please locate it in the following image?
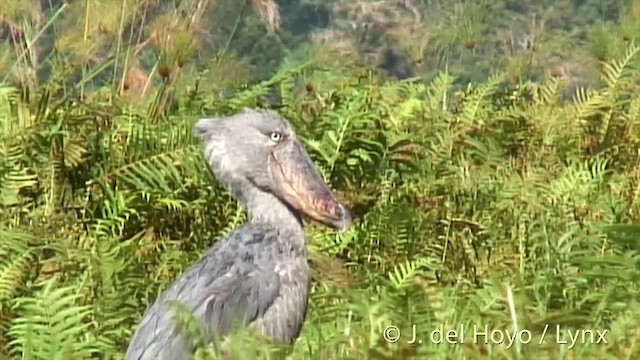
[269,139,352,231]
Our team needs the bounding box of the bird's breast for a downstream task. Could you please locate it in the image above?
[273,257,308,283]
[254,257,310,343]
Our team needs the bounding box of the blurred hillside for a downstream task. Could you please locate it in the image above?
[1,0,637,97]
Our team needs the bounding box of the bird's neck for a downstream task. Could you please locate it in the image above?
[240,186,306,247]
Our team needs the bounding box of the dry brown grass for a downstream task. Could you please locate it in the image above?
[249,0,281,33]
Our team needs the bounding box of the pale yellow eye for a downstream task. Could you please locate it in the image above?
[269,132,282,142]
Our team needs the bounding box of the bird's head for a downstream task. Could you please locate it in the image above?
[194,108,352,231]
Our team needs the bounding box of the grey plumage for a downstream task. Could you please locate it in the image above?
[124,108,352,360]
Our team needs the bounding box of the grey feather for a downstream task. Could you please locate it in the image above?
[124,224,307,360]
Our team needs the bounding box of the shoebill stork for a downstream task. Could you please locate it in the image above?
[124,108,352,360]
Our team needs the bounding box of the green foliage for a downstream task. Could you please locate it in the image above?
[2,39,640,358]
[3,1,640,359]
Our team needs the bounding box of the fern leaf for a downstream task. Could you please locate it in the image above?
[8,280,107,360]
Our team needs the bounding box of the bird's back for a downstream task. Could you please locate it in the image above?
[124,223,310,360]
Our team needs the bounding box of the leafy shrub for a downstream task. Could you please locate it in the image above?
[2,1,640,358]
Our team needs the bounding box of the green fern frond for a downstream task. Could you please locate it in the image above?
[7,280,107,360]
[388,258,433,290]
[457,72,507,127]
[533,77,561,105]
[425,72,456,114]
[600,41,639,90]
[90,186,139,242]
[0,230,37,305]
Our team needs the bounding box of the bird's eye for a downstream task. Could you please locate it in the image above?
[269,132,283,142]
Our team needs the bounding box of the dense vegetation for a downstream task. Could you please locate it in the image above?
[2,0,640,359]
